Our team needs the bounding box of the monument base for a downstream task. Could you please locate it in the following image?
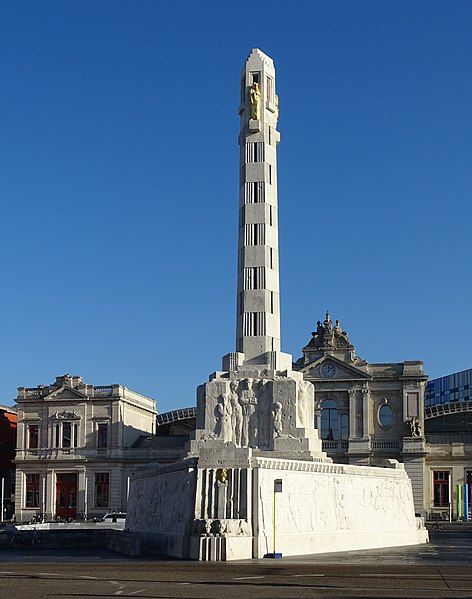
[126,454,428,561]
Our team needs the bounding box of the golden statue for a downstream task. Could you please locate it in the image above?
[249,82,261,120]
[217,468,228,483]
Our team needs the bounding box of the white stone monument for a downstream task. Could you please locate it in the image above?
[126,49,428,560]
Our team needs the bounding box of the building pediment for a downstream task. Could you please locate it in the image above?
[43,385,88,401]
[300,355,371,381]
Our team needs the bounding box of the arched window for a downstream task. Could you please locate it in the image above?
[320,399,339,440]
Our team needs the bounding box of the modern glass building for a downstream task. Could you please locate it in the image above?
[425,367,472,408]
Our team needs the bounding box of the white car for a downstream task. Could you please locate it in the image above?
[102,512,126,523]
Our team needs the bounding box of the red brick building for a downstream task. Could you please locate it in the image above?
[0,405,17,519]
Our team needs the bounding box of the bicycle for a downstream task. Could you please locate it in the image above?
[431,521,444,532]
[10,528,42,549]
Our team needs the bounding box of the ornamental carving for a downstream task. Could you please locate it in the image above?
[306,311,353,350]
[51,410,81,420]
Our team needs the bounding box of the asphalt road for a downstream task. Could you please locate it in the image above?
[0,527,471,599]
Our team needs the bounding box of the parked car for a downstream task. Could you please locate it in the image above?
[102,512,126,523]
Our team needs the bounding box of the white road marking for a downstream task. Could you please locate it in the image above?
[290,574,325,577]
[233,575,265,580]
[129,591,145,596]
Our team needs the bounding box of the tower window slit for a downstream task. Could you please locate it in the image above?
[244,224,265,246]
[242,312,266,336]
[245,142,264,163]
[243,267,265,290]
[244,182,264,204]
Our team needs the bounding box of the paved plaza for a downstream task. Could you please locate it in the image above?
[0,527,470,598]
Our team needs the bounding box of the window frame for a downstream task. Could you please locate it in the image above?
[25,473,40,508]
[96,423,108,448]
[433,470,450,507]
[94,472,110,508]
[377,403,394,430]
[27,423,39,449]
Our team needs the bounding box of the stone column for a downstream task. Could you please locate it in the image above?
[348,388,357,439]
[362,387,371,439]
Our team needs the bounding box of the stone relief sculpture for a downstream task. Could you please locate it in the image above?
[272,401,283,438]
[240,379,258,446]
[257,381,272,449]
[297,381,311,427]
[274,94,279,123]
[249,82,261,120]
[214,395,233,443]
[229,382,243,446]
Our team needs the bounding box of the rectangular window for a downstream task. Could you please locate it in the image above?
[28,424,39,449]
[433,471,450,507]
[62,422,72,448]
[251,72,260,85]
[73,423,78,448]
[54,424,60,448]
[270,291,274,314]
[97,424,108,448]
[269,165,273,185]
[95,473,109,508]
[25,474,40,508]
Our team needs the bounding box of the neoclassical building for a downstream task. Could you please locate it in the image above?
[14,374,157,522]
[292,312,427,513]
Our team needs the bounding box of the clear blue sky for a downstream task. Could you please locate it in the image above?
[1,1,471,411]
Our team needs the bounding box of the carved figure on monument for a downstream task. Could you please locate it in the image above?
[274,94,279,123]
[217,468,228,484]
[272,401,283,438]
[204,519,213,536]
[297,381,311,427]
[257,381,272,449]
[240,379,258,446]
[229,382,243,446]
[236,519,250,536]
[215,519,228,536]
[215,395,233,443]
[249,82,261,120]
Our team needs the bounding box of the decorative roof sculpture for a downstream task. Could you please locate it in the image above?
[307,311,353,350]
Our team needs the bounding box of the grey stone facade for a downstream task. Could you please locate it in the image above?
[293,311,428,513]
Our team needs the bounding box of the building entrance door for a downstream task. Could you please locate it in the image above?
[55,473,77,519]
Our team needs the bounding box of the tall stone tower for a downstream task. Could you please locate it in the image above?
[236,49,281,361]
[190,49,325,462]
